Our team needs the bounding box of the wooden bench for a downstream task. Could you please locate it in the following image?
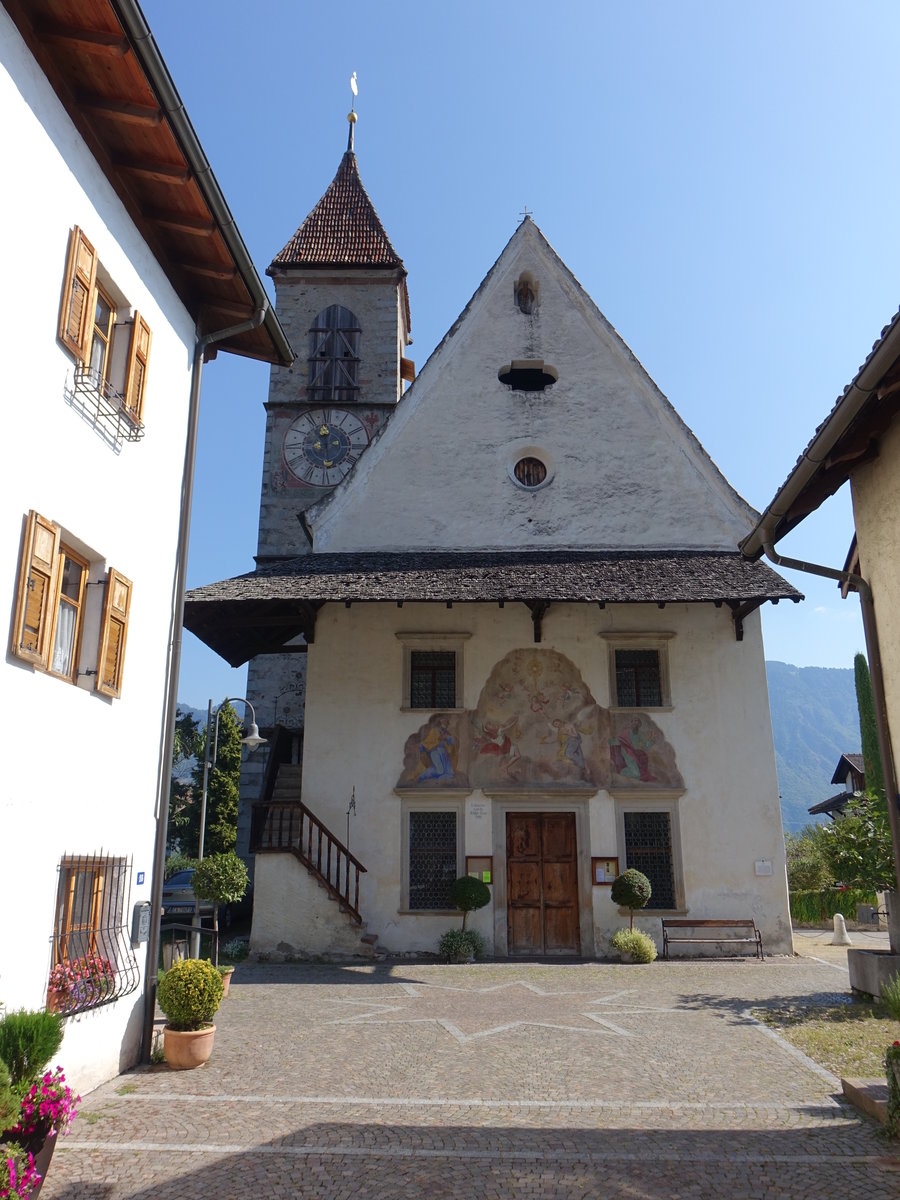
[661,918,763,960]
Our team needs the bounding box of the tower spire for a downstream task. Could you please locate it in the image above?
[347,71,358,153]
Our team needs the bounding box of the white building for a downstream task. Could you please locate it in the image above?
[186,143,797,960]
[0,0,290,1092]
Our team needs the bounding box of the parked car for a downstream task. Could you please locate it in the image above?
[161,868,252,927]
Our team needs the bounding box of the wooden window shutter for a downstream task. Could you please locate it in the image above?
[11,511,60,668]
[95,569,132,698]
[58,227,97,362]
[123,314,152,420]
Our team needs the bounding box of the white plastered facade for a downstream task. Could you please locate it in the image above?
[0,9,195,1093]
[250,218,792,958]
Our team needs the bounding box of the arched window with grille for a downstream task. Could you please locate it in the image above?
[307,305,361,402]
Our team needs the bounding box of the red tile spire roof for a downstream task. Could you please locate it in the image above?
[269,151,404,272]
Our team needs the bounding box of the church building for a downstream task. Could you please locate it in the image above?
[185,124,798,959]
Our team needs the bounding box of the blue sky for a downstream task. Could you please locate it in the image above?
[141,1,900,708]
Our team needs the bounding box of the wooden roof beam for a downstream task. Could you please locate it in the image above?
[38,22,130,56]
[78,93,162,125]
[177,258,238,281]
[142,208,217,235]
[114,157,192,184]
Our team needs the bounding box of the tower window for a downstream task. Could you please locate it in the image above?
[308,305,361,402]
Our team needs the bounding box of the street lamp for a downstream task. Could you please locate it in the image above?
[191,697,266,951]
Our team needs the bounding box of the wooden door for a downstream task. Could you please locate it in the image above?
[506,812,580,955]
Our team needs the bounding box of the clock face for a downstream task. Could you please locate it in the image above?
[282,408,369,488]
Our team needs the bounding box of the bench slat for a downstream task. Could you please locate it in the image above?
[661,917,763,960]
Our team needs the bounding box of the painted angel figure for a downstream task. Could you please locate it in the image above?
[473,714,521,778]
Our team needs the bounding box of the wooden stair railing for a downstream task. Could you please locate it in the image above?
[254,799,367,925]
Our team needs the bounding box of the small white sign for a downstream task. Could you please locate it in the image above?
[754,859,773,876]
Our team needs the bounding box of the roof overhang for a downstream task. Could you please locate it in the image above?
[183,549,802,667]
[741,307,900,559]
[4,0,293,366]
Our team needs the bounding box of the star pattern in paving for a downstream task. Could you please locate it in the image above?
[319,981,677,1044]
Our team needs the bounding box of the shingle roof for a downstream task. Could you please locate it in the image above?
[189,549,799,604]
[269,152,404,271]
[183,550,801,666]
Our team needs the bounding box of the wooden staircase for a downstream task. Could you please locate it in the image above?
[250,741,376,955]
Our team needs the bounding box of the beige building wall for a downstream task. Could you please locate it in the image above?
[850,415,900,777]
[248,598,791,957]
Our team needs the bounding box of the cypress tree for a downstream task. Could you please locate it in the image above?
[854,652,885,797]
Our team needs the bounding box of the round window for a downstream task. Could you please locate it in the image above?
[513,457,548,488]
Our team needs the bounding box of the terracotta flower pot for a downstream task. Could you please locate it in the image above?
[163,1025,216,1070]
[220,967,235,997]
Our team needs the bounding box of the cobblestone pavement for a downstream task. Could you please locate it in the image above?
[44,956,900,1199]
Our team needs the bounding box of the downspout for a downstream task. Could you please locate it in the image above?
[761,536,900,918]
[141,306,267,1062]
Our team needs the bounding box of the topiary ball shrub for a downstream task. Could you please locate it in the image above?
[610,869,652,929]
[157,959,223,1031]
[449,876,491,930]
[611,928,658,963]
[0,1009,64,1088]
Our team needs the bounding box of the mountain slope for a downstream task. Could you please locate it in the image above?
[765,661,860,832]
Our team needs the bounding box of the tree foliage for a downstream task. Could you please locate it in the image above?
[167,709,204,854]
[611,869,652,930]
[784,824,833,893]
[449,876,491,931]
[169,703,242,859]
[854,653,885,798]
[193,852,249,965]
[819,789,894,893]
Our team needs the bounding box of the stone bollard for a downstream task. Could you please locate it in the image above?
[831,913,852,946]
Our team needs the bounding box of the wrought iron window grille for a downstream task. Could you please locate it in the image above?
[408,811,457,910]
[49,852,140,1016]
[67,364,145,445]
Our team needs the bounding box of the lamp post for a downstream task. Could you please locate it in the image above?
[191,697,266,954]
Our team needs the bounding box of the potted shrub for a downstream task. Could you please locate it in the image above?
[610,869,652,930]
[437,876,490,962]
[191,852,249,972]
[611,928,658,963]
[157,958,224,1070]
[0,1009,78,1197]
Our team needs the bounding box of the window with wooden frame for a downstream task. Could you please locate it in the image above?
[50,854,140,1015]
[58,226,152,425]
[10,511,132,697]
[308,304,361,402]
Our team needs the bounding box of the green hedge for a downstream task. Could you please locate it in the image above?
[790,887,877,924]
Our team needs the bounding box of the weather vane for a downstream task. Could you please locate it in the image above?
[347,71,358,152]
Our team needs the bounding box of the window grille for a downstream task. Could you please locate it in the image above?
[409,812,457,909]
[307,305,361,402]
[615,649,662,707]
[623,812,675,909]
[410,651,456,709]
[49,853,140,1015]
[513,457,548,487]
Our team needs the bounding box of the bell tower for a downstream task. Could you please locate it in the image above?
[237,107,412,865]
[257,113,413,560]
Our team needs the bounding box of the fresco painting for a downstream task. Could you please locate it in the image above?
[397,649,682,791]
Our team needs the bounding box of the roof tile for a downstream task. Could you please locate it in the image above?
[269,152,403,271]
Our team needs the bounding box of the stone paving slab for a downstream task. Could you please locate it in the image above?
[42,957,900,1199]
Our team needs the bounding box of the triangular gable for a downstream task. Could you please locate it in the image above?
[309,219,757,553]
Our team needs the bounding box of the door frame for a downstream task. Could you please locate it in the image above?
[488,791,595,957]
